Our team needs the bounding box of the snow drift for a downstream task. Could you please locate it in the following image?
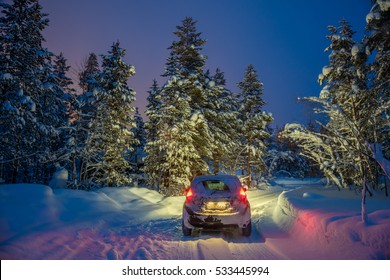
[272,186,390,259]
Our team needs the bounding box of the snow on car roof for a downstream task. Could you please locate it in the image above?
[191,175,241,191]
[192,174,240,181]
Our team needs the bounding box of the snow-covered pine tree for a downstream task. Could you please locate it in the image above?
[236,65,273,187]
[168,17,207,79]
[283,19,382,223]
[0,0,68,184]
[65,52,101,189]
[365,1,390,160]
[165,17,212,164]
[79,53,100,94]
[144,17,212,195]
[53,52,74,93]
[77,52,100,127]
[87,41,136,187]
[264,127,311,179]
[285,20,372,187]
[35,54,70,183]
[150,76,208,196]
[130,107,146,174]
[204,68,240,174]
[318,20,377,190]
[144,80,162,190]
[145,79,161,143]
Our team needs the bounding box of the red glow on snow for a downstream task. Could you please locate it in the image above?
[297,211,318,234]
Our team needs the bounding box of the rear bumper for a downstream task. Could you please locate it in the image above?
[183,204,251,229]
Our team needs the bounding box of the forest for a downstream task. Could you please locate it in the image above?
[1,0,389,212]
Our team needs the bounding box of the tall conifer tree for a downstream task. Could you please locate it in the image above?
[237,65,273,187]
[88,41,136,187]
[0,0,68,184]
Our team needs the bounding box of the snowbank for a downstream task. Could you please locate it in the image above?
[272,186,390,259]
[48,165,68,189]
[0,184,183,244]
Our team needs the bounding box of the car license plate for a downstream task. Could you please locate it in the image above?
[206,201,229,210]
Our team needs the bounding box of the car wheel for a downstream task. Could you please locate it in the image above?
[182,220,192,236]
[241,221,252,236]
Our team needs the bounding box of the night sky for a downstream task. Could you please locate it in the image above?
[38,0,371,127]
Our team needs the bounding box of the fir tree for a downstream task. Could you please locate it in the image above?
[66,53,100,189]
[88,41,136,187]
[283,19,383,223]
[130,107,146,174]
[145,79,161,143]
[151,77,208,195]
[144,80,162,190]
[53,52,73,93]
[165,17,209,112]
[204,68,240,174]
[145,17,212,194]
[0,0,68,184]
[365,1,390,160]
[318,20,375,192]
[168,17,207,77]
[236,65,273,187]
[79,53,100,94]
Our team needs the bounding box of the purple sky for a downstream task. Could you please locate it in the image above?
[38,0,371,127]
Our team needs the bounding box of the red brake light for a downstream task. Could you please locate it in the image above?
[239,187,247,203]
[186,188,193,204]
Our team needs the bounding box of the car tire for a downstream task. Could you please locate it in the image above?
[182,220,192,236]
[241,221,252,236]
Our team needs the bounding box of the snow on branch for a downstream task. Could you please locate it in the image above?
[370,144,390,179]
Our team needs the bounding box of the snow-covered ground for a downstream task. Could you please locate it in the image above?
[0,178,389,259]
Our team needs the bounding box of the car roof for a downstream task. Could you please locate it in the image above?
[192,175,240,181]
[191,175,241,191]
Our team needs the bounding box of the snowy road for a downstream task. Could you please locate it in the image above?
[2,180,389,259]
[0,186,286,259]
[121,190,285,260]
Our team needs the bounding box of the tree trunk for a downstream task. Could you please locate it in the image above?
[72,156,77,188]
[11,159,18,184]
[246,146,252,188]
[362,167,368,224]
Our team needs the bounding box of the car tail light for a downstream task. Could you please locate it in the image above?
[239,187,247,203]
[185,188,193,204]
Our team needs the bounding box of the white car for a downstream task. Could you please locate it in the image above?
[182,175,252,236]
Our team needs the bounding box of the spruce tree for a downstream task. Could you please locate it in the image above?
[79,53,100,94]
[66,53,100,189]
[144,80,162,190]
[317,20,375,191]
[130,107,146,174]
[0,0,68,184]
[145,17,212,194]
[236,65,273,187]
[88,41,136,187]
[168,17,207,77]
[283,19,382,223]
[152,77,208,195]
[53,52,73,93]
[145,79,161,143]
[204,68,240,174]
[365,1,390,159]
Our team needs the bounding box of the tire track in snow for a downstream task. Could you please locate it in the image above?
[0,189,287,259]
[197,238,235,259]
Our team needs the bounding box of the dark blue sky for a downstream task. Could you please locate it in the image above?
[39,0,371,127]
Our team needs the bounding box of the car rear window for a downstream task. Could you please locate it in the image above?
[202,180,229,191]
